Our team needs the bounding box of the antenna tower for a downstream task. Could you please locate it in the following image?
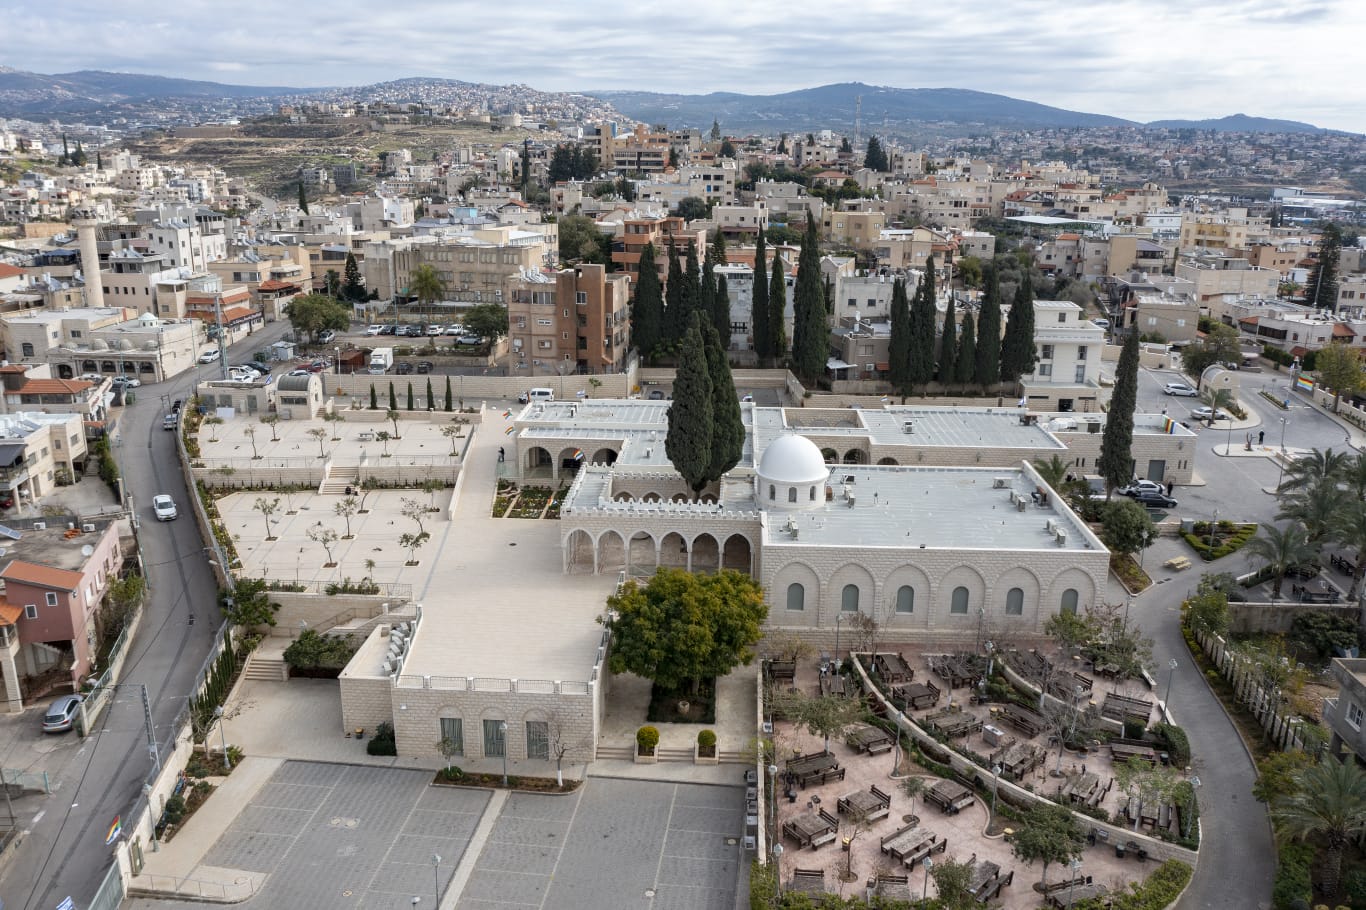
[853,94,863,149]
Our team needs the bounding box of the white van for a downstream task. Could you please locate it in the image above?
[519,387,554,404]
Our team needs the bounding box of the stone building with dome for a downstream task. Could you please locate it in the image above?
[0,306,203,383]
[518,399,1110,643]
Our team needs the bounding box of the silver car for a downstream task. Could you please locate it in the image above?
[152,494,178,521]
[42,694,83,733]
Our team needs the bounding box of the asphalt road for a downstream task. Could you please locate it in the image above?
[1,321,293,910]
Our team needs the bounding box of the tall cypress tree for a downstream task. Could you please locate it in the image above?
[665,316,714,496]
[703,319,744,482]
[664,239,684,340]
[955,311,977,385]
[769,255,788,360]
[751,229,771,364]
[407,382,414,411]
[888,277,911,395]
[632,244,663,357]
[298,181,309,215]
[682,242,701,330]
[700,256,716,342]
[444,375,454,411]
[710,230,728,265]
[388,383,397,411]
[1000,277,1038,383]
[790,215,827,383]
[1098,330,1140,494]
[908,261,936,390]
[1305,223,1342,311]
[713,274,731,343]
[938,294,957,384]
[976,266,1002,388]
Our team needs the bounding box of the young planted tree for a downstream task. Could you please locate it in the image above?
[307,427,329,457]
[399,531,430,565]
[375,430,391,456]
[307,524,340,566]
[203,415,223,442]
[323,411,344,440]
[664,317,714,496]
[334,497,359,538]
[253,496,281,540]
[1097,330,1139,494]
[400,497,427,535]
[770,689,863,753]
[243,425,260,459]
[441,423,463,455]
[425,377,434,410]
[751,229,771,365]
[386,408,402,439]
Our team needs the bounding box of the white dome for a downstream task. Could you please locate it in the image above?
[758,434,829,485]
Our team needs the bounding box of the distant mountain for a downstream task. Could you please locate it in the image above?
[1143,113,1328,134]
[593,82,1133,132]
[0,67,305,118]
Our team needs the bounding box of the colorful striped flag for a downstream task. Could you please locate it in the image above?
[504,426,515,436]
[502,409,512,418]
[105,815,122,845]
[572,449,584,461]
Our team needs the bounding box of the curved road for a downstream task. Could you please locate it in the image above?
[2,322,291,910]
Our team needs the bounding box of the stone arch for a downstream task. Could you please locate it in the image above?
[613,491,634,502]
[627,531,657,574]
[556,446,583,472]
[699,493,718,504]
[939,565,987,621]
[670,493,690,503]
[692,533,720,572]
[842,448,868,464]
[565,528,595,573]
[821,447,838,463]
[877,457,899,466]
[770,560,820,619]
[993,566,1043,629]
[826,563,877,624]
[884,565,932,626]
[591,447,618,465]
[642,492,662,503]
[55,364,74,379]
[722,534,752,573]
[477,708,510,759]
[659,531,688,568]
[598,530,625,573]
[1047,569,1098,621]
[524,445,553,477]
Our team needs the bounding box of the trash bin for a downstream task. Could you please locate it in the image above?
[1115,842,1126,859]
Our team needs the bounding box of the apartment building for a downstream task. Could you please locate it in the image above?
[1177,208,1270,253]
[1020,300,1107,412]
[1121,294,1200,343]
[635,162,738,208]
[829,316,892,382]
[1247,242,1310,277]
[715,260,795,352]
[0,364,109,423]
[1175,254,1280,302]
[387,227,550,308]
[821,208,886,248]
[0,411,90,504]
[507,264,632,376]
[206,251,311,320]
[608,214,704,282]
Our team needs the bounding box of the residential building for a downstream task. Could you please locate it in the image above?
[0,411,91,506]
[507,264,632,375]
[1018,300,1107,412]
[0,365,110,424]
[821,208,885,248]
[1324,658,1366,765]
[1175,254,1280,302]
[607,214,704,282]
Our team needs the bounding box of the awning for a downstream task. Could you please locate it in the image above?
[0,443,24,466]
[827,358,852,370]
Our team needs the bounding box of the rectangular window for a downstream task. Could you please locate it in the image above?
[1058,312,1066,323]
[576,292,588,305]
[1077,346,1087,361]
[526,721,549,760]
[439,717,464,755]
[1075,364,1086,383]
[45,592,58,606]
[24,604,37,619]
[1039,363,1053,377]
[1041,345,1054,360]
[1350,702,1364,730]
[483,719,506,757]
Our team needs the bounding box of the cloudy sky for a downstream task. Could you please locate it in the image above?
[9,0,1365,132]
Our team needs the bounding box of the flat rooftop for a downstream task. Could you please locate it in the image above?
[764,465,1100,551]
[0,516,113,573]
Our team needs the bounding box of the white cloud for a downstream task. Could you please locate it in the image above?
[6,0,1364,131]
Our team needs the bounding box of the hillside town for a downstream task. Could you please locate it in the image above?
[1,83,1366,910]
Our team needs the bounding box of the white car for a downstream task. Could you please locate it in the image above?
[426,324,444,336]
[198,348,222,364]
[78,372,103,383]
[112,375,142,388]
[444,325,465,336]
[365,325,383,336]
[1163,382,1199,397]
[287,368,311,377]
[152,494,177,521]
[1191,405,1229,422]
[457,334,485,345]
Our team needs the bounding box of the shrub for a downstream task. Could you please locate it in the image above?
[1272,841,1314,910]
[697,729,716,748]
[1123,718,1147,740]
[367,722,397,756]
[1150,722,1191,766]
[162,794,187,827]
[636,725,659,754]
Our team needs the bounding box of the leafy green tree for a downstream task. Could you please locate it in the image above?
[223,578,280,628]
[1101,498,1155,557]
[673,196,709,222]
[957,255,984,289]
[863,136,888,171]
[1183,574,1231,637]
[976,266,1002,387]
[1314,342,1363,412]
[771,689,863,752]
[955,311,977,384]
[1181,322,1241,380]
[601,568,768,694]
[768,254,787,360]
[1305,223,1342,311]
[664,317,714,495]
[703,320,743,483]
[888,277,912,396]
[631,243,663,357]
[341,252,366,302]
[559,214,609,264]
[929,859,978,910]
[908,262,936,390]
[462,303,509,342]
[1272,758,1366,898]
[718,138,736,158]
[938,294,957,384]
[284,293,351,343]
[839,136,852,154]
[789,216,826,383]
[1098,330,1139,494]
[1246,522,1317,598]
[1000,275,1037,383]
[297,181,309,214]
[751,230,771,364]
[1253,750,1317,804]
[1009,803,1086,887]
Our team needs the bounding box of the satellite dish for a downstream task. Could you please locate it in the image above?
[81,545,94,557]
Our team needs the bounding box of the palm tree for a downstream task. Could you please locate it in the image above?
[1279,447,1348,495]
[1198,386,1235,426]
[1032,455,1069,491]
[1342,452,1366,502]
[1278,478,1340,545]
[408,263,446,322]
[1332,500,1366,599]
[1272,759,1366,899]
[1246,522,1317,599]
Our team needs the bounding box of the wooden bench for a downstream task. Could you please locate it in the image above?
[1164,556,1192,570]
[1040,873,1091,895]
[838,786,892,823]
[902,836,948,868]
[790,868,826,895]
[1001,704,1046,737]
[925,779,975,815]
[880,821,935,862]
[799,766,846,789]
[867,873,912,902]
[767,659,796,683]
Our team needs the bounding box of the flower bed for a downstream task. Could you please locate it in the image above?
[1111,553,1153,593]
[432,768,578,792]
[1182,521,1257,561]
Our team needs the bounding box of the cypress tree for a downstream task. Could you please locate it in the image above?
[1001,277,1038,383]
[714,274,731,343]
[631,243,663,357]
[888,277,911,395]
[908,260,936,390]
[789,215,827,383]
[1098,330,1140,494]
[664,239,684,340]
[955,311,977,385]
[388,383,398,411]
[1306,223,1342,311]
[407,382,414,411]
[769,254,787,360]
[370,384,378,410]
[751,230,771,364]
[976,266,1002,388]
[664,316,714,496]
[426,377,434,410]
[298,181,309,215]
[703,319,744,482]
[444,375,453,411]
[682,242,701,330]
[710,230,727,265]
[938,294,957,384]
[700,256,716,342]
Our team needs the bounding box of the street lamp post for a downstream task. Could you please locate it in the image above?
[335,346,341,376]
[922,857,933,899]
[772,843,784,898]
[1208,509,1219,552]
[1165,659,1179,707]
[768,763,779,838]
[1276,417,1290,491]
[1184,777,1202,839]
[991,764,1002,818]
[432,854,441,901]
[1066,858,1083,908]
[499,722,509,787]
[834,613,844,664]
[214,706,232,770]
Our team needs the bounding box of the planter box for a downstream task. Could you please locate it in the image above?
[634,750,657,764]
[694,744,719,766]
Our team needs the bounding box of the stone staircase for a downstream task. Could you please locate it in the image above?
[318,465,360,495]
[592,743,748,764]
[243,653,288,682]
[327,609,418,639]
[595,744,634,761]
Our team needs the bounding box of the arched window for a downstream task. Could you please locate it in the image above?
[788,487,797,503]
[1005,587,1024,615]
[1061,589,1079,615]
[768,484,775,501]
[786,583,804,611]
[810,486,817,501]
[841,584,859,613]
[895,585,914,614]
[950,586,969,614]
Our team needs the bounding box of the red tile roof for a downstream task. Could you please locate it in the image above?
[15,379,92,395]
[1333,324,1355,338]
[1,560,83,591]
[0,600,21,625]
[0,264,23,279]
[257,279,298,292]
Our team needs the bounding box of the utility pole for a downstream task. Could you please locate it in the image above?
[142,684,161,773]
[215,298,228,381]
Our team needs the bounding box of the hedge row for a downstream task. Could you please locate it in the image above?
[1182,522,1258,561]
[1073,859,1192,910]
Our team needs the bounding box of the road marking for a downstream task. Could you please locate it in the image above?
[31,811,44,824]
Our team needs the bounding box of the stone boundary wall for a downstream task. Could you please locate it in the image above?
[1228,600,1358,636]
[325,372,632,402]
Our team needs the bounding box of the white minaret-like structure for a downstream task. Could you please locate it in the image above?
[73,216,105,309]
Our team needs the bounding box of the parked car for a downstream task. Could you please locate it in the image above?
[307,359,330,373]
[1091,318,1110,328]
[42,694,83,733]
[1133,491,1178,509]
[1118,480,1164,497]
[317,329,336,344]
[379,325,397,336]
[365,325,383,336]
[1163,382,1198,397]
[456,334,485,345]
[288,369,311,377]
[152,494,178,521]
[648,390,666,400]
[78,372,103,382]
[198,348,222,363]
[1191,406,1229,422]
[426,324,444,336]
[444,325,465,336]
[395,362,415,375]
[416,361,434,374]
[234,363,268,376]
[111,376,142,388]
[403,325,424,337]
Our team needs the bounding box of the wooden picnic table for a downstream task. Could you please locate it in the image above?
[766,658,796,682]
[837,785,891,823]
[967,859,1012,902]
[819,672,847,697]
[846,724,894,755]
[892,680,940,710]
[786,751,838,777]
[929,654,985,689]
[925,779,975,814]
[867,873,912,902]
[789,868,827,895]
[931,712,983,739]
[783,808,839,849]
[1101,692,1153,724]
[1001,703,1046,737]
[879,822,938,863]
[1111,742,1160,767]
[1060,772,1102,805]
[874,652,914,683]
[1046,882,1107,907]
[994,741,1042,778]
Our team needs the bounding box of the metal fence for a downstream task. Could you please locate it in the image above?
[88,860,126,910]
[130,873,257,902]
[1,767,50,794]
